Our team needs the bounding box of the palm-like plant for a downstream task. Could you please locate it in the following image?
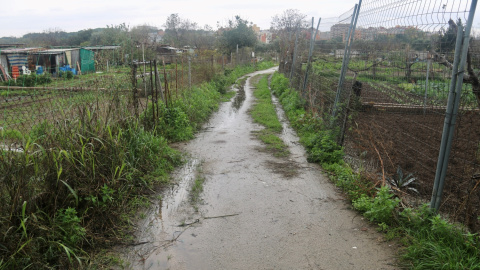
[387,166,418,194]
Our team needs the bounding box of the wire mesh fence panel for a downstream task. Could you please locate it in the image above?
[284,0,480,231]
[0,59,134,147]
[1,48,254,150]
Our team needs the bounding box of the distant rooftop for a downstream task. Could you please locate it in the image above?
[83,46,121,50]
[1,47,43,54]
[0,43,26,49]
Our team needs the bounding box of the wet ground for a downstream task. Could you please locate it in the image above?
[120,67,398,269]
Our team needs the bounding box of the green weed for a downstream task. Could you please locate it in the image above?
[0,60,276,268]
[191,176,205,205]
[399,205,480,269]
[0,128,23,140]
[270,71,480,269]
[255,61,275,71]
[353,186,401,224]
[0,109,181,268]
[256,129,290,157]
[55,207,86,247]
[251,75,289,157]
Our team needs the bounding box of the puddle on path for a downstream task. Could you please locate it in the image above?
[119,67,398,269]
[231,79,247,111]
[120,159,200,269]
[118,71,269,269]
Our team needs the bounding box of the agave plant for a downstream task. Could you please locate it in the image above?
[387,166,419,194]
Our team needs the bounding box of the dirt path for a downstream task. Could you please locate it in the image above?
[122,68,398,269]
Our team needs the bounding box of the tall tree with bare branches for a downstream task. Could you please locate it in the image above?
[433,19,480,107]
[271,9,308,74]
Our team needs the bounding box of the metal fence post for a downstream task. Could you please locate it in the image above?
[302,18,322,95]
[149,61,155,125]
[423,59,431,115]
[430,0,478,211]
[332,1,362,119]
[289,29,300,87]
[132,62,138,117]
[188,56,192,89]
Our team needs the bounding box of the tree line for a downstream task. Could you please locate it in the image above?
[0,14,270,54]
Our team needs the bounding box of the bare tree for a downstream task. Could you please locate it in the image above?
[271,9,308,73]
[130,24,157,45]
[432,19,480,107]
[192,25,216,51]
[164,14,182,46]
[164,14,205,48]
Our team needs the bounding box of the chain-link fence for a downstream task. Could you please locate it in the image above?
[0,47,257,148]
[285,0,480,231]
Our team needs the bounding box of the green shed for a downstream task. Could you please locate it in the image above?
[80,48,95,74]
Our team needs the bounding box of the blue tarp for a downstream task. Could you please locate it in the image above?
[7,54,27,67]
[59,65,77,75]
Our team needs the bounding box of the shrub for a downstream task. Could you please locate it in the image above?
[55,207,86,246]
[29,121,53,141]
[304,131,344,164]
[270,72,290,96]
[3,73,52,87]
[0,128,23,140]
[255,60,275,71]
[59,71,74,80]
[212,75,229,94]
[353,186,400,224]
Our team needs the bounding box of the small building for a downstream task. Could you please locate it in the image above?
[0,47,95,77]
[258,30,273,44]
[0,48,44,79]
[32,48,95,74]
[33,48,80,74]
[156,45,178,64]
[148,31,165,44]
[83,45,120,69]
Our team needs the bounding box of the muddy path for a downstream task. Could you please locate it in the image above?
[121,67,398,269]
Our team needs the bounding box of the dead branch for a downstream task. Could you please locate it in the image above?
[124,241,151,247]
[432,48,480,106]
[348,59,383,74]
[371,141,386,187]
[203,213,241,219]
[176,219,200,227]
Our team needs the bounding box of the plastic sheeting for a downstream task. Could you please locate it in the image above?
[66,51,72,66]
[0,55,9,80]
[7,54,27,67]
[80,49,95,74]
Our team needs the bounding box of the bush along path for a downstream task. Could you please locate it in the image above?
[0,62,275,269]
[269,72,480,269]
[120,68,398,269]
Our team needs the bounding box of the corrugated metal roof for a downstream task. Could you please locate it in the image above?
[0,43,26,48]
[1,47,44,54]
[83,46,121,50]
[158,46,177,50]
[34,48,80,55]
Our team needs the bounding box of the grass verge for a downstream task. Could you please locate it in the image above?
[250,75,289,157]
[190,176,205,204]
[269,71,480,269]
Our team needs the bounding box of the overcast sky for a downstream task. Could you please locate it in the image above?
[2,0,361,37]
[2,0,479,37]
